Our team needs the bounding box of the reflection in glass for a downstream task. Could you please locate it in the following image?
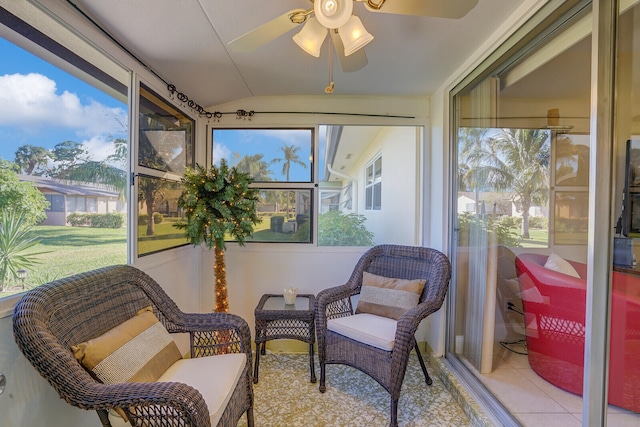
[139,84,194,174]
[137,175,189,256]
[554,134,590,186]
[554,192,588,245]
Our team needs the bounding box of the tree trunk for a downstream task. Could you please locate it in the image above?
[214,244,229,312]
[521,199,531,239]
[145,188,155,236]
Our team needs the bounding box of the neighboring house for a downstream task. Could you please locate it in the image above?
[457,192,515,216]
[19,175,125,226]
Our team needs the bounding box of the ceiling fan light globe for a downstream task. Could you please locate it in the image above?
[293,17,328,57]
[315,0,353,29]
[339,15,374,56]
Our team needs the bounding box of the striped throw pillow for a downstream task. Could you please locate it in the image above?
[355,272,426,320]
[72,306,182,384]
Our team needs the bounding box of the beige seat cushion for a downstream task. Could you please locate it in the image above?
[108,352,246,427]
[327,313,397,351]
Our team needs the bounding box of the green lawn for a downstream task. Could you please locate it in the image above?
[0,225,127,297]
[138,218,190,255]
[520,228,549,248]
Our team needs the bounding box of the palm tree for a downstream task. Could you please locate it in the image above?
[271,143,307,217]
[58,161,127,197]
[271,143,307,182]
[177,161,259,312]
[234,153,273,181]
[458,128,549,239]
[487,129,550,238]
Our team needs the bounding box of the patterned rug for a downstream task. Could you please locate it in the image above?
[237,351,471,427]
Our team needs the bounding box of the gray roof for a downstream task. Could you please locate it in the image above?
[19,175,119,198]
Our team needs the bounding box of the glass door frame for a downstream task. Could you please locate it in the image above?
[445,0,617,425]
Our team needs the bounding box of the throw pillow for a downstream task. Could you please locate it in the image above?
[544,252,580,278]
[355,272,426,320]
[72,306,182,384]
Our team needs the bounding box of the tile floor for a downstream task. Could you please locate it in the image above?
[471,348,640,427]
[237,351,472,427]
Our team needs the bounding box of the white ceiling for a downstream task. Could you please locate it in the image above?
[70,0,526,108]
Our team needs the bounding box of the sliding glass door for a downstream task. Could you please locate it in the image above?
[447,1,639,425]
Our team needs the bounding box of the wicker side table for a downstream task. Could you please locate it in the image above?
[253,293,316,384]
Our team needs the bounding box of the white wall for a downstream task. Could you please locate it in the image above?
[342,126,420,245]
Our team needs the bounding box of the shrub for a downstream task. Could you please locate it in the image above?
[153,212,164,224]
[457,212,522,247]
[0,161,48,226]
[496,215,521,229]
[67,213,92,226]
[317,211,374,246]
[90,213,125,229]
[0,209,48,291]
[68,213,124,229]
[528,216,548,229]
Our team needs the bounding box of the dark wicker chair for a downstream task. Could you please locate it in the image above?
[315,245,451,427]
[12,265,254,427]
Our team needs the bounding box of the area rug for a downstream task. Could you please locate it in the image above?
[237,351,471,427]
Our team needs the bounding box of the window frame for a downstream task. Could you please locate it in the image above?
[0,6,130,304]
[134,81,195,257]
[210,127,316,244]
[365,154,382,211]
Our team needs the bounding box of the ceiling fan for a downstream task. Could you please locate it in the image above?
[227,0,479,73]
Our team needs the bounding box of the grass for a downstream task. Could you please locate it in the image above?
[520,228,549,248]
[0,225,127,297]
[138,218,190,255]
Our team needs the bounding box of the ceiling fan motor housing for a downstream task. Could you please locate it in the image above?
[315,0,353,29]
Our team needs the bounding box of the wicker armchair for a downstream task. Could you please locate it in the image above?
[12,265,254,427]
[315,245,451,427]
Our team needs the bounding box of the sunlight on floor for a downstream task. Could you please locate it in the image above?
[468,349,640,427]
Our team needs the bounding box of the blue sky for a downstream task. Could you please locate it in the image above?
[0,37,127,164]
[212,128,319,182]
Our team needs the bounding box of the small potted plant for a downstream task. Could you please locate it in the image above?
[177,160,259,312]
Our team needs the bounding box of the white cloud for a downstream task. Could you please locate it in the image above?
[0,73,126,137]
[212,143,231,165]
[82,135,120,163]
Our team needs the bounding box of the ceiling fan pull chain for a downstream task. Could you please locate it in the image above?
[326,31,335,94]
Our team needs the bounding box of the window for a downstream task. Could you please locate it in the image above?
[67,196,86,212]
[0,31,128,298]
[136,83,194,256]
[44,194,65,212]
[138,84,194,175]
[87,197,97,213]
[212,128,313,243]
[365,155,382,210]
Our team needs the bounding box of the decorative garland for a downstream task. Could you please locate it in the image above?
[167,83,416,120]
[167,84,254,120]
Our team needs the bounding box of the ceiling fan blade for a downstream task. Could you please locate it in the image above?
[363,0,479,19]
[228,9,306,52]
[331,30,368,73]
